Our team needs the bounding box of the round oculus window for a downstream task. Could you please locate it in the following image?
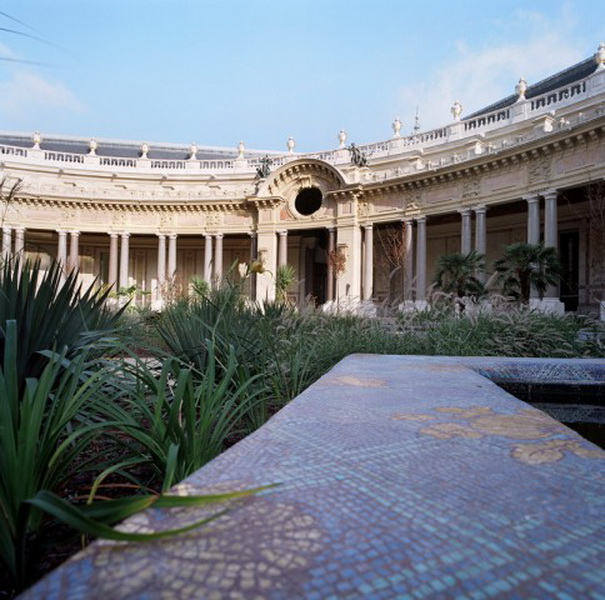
[294,187,322,216]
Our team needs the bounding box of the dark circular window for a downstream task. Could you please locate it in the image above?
[295,187,322,216]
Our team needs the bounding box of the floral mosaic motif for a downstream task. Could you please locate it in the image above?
[391,405,605,466]
[327,375,386,388]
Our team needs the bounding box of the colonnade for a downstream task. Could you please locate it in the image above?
[0,188,563,309]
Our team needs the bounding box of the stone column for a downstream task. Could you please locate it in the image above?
[14,227,25,259]
[363,224,373,301]
[204,234,213,283]
[168,234,177,279]
[119,233,130,290]
[542,189,563,312]
[327,227,335,302]
[157,234,166,285]
[2,226,12,262]
[278,230,288,268]
[68,231,80,273]
[404,219,414,302]
[415,217,427,306]
[108,233,119,290]
[214,233,224,284]
[526,195,540,245]
[57,230,68,270]
[335,224,362,306]
[474,206,487,283]
[459,208,472,254]
[249,232,258,300]
[543,190,558,249]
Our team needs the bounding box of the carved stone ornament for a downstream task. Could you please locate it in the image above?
[140,142,149,158]
[595,42,605,69]
[206,212,223,228]
[89,138,98,155]
[357,199,372,218]
[287,137,296,153]
[237,141,245,159]
[338,130,347,148]
[451,101,463,121]
[515,77,528,99]
[189,143,198,160]
[32,131,41,149]
[462,176,480,200]
[392,117,402,137]
[528,155,551,184]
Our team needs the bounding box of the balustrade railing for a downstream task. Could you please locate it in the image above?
[0,68,599,179]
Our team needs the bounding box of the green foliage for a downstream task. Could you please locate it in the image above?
[99,343,264,491]
[493,243,561,304]
[432,251,485,303]
[0,258,124,385]
[0,322,121,588]
[275,265,296,304]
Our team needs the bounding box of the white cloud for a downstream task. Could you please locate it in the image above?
[0,70,86,124]
[398,10,587,132]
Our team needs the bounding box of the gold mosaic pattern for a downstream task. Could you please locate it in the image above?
[392,406,605,465]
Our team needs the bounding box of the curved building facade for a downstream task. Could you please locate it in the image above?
[1,45,604,312]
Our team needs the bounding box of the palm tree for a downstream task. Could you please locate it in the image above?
[432,251,486,304]
[493,242,561,304]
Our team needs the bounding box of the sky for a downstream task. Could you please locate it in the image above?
[0,0,603,153]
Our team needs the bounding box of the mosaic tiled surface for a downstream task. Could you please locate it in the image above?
[23,355,605,599]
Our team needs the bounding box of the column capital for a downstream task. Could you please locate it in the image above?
[120,232,130,239]
[542,189,558,201]
[248,231,257,238]
[278,230,288,236]
[205,233,213,240]
[69,230,80,237]
[168,233,178,240]
[3,225,12,234]
[109,232,119,239]
[523,194,540,205]
[364,223,373,231]
[56,229,67,236]
[157,232,166,239]
[14,226,25,234]
[215,233,224,239]
[458,207,472,216]
[473,205,487,214]
[415,215,427,224]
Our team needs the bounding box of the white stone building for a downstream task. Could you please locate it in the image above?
[0,45,604,313]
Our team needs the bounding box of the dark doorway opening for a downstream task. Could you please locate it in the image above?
[560,231,579,311]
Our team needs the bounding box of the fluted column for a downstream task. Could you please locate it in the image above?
[108,233,119,290]
[68,231,80,273]
[474,206,487,283]
[214,233,224,284]
[459,208,472,254]
[57,230,67,270]
[119,233,130,290]
[327,227,335,302]
[2,226,12,262]
[168,233,177,279]
[278,230,288,268]
[526,195,540,245]
[157,234,166,285]
[204,234,213,283]
[404,219,414,301]
[363,224,373,301]
[415,217,427,303]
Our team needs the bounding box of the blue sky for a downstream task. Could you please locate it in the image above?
[0,1,603,152]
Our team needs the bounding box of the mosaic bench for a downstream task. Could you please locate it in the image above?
[23,355,605,599]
